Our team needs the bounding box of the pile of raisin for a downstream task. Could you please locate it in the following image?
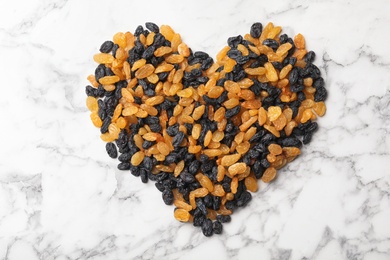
[85,22,327,236]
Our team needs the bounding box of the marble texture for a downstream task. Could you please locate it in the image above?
[1,0,390,259]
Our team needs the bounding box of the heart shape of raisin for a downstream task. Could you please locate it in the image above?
[85,22,327,237]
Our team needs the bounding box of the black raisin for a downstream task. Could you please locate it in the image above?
[213,221,223,234]
[145,22,159,33]
[289,68,299,85]
[99,41,114,53]
[201,219,213,237]
[216,215,231,223]
[236,191,252,207]
[225,106,241,118]
[172,131,185,147]
[117,162,131,170]
[250,22,263,38]
[314,86,327,102]
[162,189,174,205]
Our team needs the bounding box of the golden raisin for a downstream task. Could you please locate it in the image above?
[135,64,155,79]
[131,151,145,166]
[262,167,277,183]
[174,209,191,222]
[245,176,258,192]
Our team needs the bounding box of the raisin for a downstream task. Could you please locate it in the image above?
[99,41,114,53]
[236,191,252,207]
[216,215,231,223]
[105,142,118,158]
[250,22,263,38]
[213,221,223,234]
[118,162,131,170]
[162,189,174,205]
[201,219,213,237]
[314,86,327,102]
[145,22,159,33]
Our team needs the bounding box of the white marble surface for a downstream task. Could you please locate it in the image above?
[1,0,390,259]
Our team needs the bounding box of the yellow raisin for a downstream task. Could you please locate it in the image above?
[178,42,190,57]
[174,209,190,222]
[86,96,98,112]
[204,130,213,147]
[313,101,326,116]
[263,124,280,137]
[196,174,214,192]
[90,112,102,127]
[264,62,278,82]
[268,144,282,155]
[294,33,306,49]
[135,64,155,79]
[236,141,251,154]
[300,108,313,123]
[245,176,258,192]
[228,162,247,175]
[267,106,282,121]
[262,167,277,183]
[93,53,114,64]
[99,76,120,85]
[221,153,241,167]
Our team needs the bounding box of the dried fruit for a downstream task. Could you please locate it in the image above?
[85,22,326,237]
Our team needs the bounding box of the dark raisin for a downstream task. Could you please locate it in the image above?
[225,200,237,211]
[210,196,220,211]
[314,86,327,102]
[128,166,139,177]
[180,171,195,183]
[100,117,111,134]
[149,124,162,133]
[250,22,263,38]
[172,131,185,147]
[289,68,299,85]
[95,64,106,81]
[140,170,148,183]
[225,106,241,118]
[99,41,114,53]
[200,57,213,70]
[118,152,131,162]
[213,221,223,234]
[166,124,179,136]
[290,84,305,92]
[236,191,252,207]
[143,156,153,171]
[193,215,205,227]
[201,195,212,208]
[201,219,213,237]
[117,162,131,170]
[162,189,174,205]
[262,39,279,51]
[134,25,144,37]
[281,136,302,148]
[111,44,119,57]
[142,46,155,60]
[145,22,159,33]
[304,51,316,63]
[105,142,117,158]
[253,161,264,179]
[313,77,325,89]
[216,214,231,223]
[303,132,313,144]
[194,51,209,59]
[196,199,208,216]
[260,158,270,168]
[188,160,201,175]
[227,35,243,48]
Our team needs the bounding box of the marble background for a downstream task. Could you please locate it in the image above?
[1,0,389,259]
